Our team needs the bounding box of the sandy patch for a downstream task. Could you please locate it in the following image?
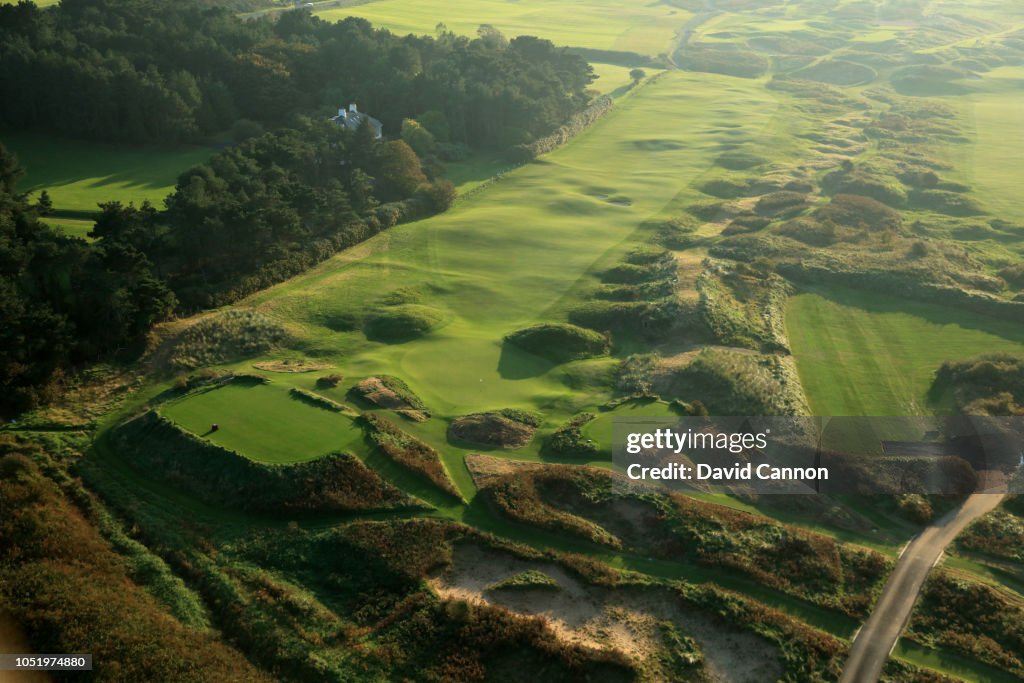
[430,544,783,682]
[252,360,331,373]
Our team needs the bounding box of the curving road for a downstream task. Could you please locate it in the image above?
[839,492,1006,683]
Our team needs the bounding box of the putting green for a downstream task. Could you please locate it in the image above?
[161,382,364,464]
[315,0,688,56]
[786,288,1024,416]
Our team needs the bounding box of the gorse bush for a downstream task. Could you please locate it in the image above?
[170,311,289,369]
[111,412,416,512]
[360,413,461,499]
[503,323,610,363]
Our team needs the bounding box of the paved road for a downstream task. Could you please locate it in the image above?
[839,492,1006,683]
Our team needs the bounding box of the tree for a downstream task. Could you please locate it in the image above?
[400,119,436,157]
[630,68,646,84]
[35,190,53,216]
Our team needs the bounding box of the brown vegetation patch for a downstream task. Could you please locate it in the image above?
[352,376,429,420]
[252,360,331,373]
[448,410,540,449]
[430,543,784,682]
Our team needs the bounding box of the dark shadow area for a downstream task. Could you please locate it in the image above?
[802,284,1024,344]
[497,342,555,380]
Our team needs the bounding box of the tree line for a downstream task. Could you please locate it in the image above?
[0,0,595,150]
[0,119,450,411]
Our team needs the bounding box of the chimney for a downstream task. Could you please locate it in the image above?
[349,103,358,113]
[338,107,345,117]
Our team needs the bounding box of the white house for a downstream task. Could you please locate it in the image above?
[331,103,383,139]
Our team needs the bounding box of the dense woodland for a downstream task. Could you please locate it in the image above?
[0,0,598,413]
[0,145,175,410]
[0,115,453,411]
[0,0,595,149]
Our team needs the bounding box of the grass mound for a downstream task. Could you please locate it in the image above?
[813,194,903,231]
[169,310,289,369]
[486,570,560,592]
[364,304,444,342]
[360,413,461,499]
[288,387,347,413]
[715,151,766,170]
[793,60,876,86]
[677,46,768,78]
[351,375,429,420]
[931,353,1024,415]
[503,323,610,363]
[660,349,808,415]
[448,409,542,449]
[111,411,417,513]
[545,413,599,457]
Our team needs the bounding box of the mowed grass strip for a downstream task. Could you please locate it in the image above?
[786,287,1024,416]
[2,131,213,213]
[315,0,687,55]
[161,382,364,464]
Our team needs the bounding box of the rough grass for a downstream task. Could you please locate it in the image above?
[503,323,610,363]
[448,409,542,449]
[169,310,289,369]
[364,304,445,342]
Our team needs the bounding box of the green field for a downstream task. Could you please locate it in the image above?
[248,71,780,422]
[961,66,1024,224]
[315,0,687,55]
[41,217,94,240]
[2,131,213,214]
[160,382,364,464]
[786,288,1024,416]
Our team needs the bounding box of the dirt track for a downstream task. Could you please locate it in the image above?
[839,493,1006,683]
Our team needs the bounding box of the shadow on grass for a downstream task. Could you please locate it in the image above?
[805,284,1024,344]
[497,342,555,380]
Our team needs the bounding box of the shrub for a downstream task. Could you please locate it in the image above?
[486,570,560,591]
[288,387,345,412]
[350,375,428,414]
[677,46,768,78]
[110,412,417,513]
[756,191,809,215]
[654,215,700,248]
[364,305,444,342]
[315,373,344,389]
[814,194,903,231]
[169,310,289,369]
[503,323,610,363]
[510,96,613,161]
[545,413,598,457]
[448,409,542,449]
[909,189,986,216]
[360,413,461,499]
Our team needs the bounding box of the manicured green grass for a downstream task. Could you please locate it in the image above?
[786,287,1024,416]
[160,382,364,464]
[894,639,1021,683]
[248,72,779,424]
[2,131,213,213]
[315,0,688,56]
[958,66,1024,224]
